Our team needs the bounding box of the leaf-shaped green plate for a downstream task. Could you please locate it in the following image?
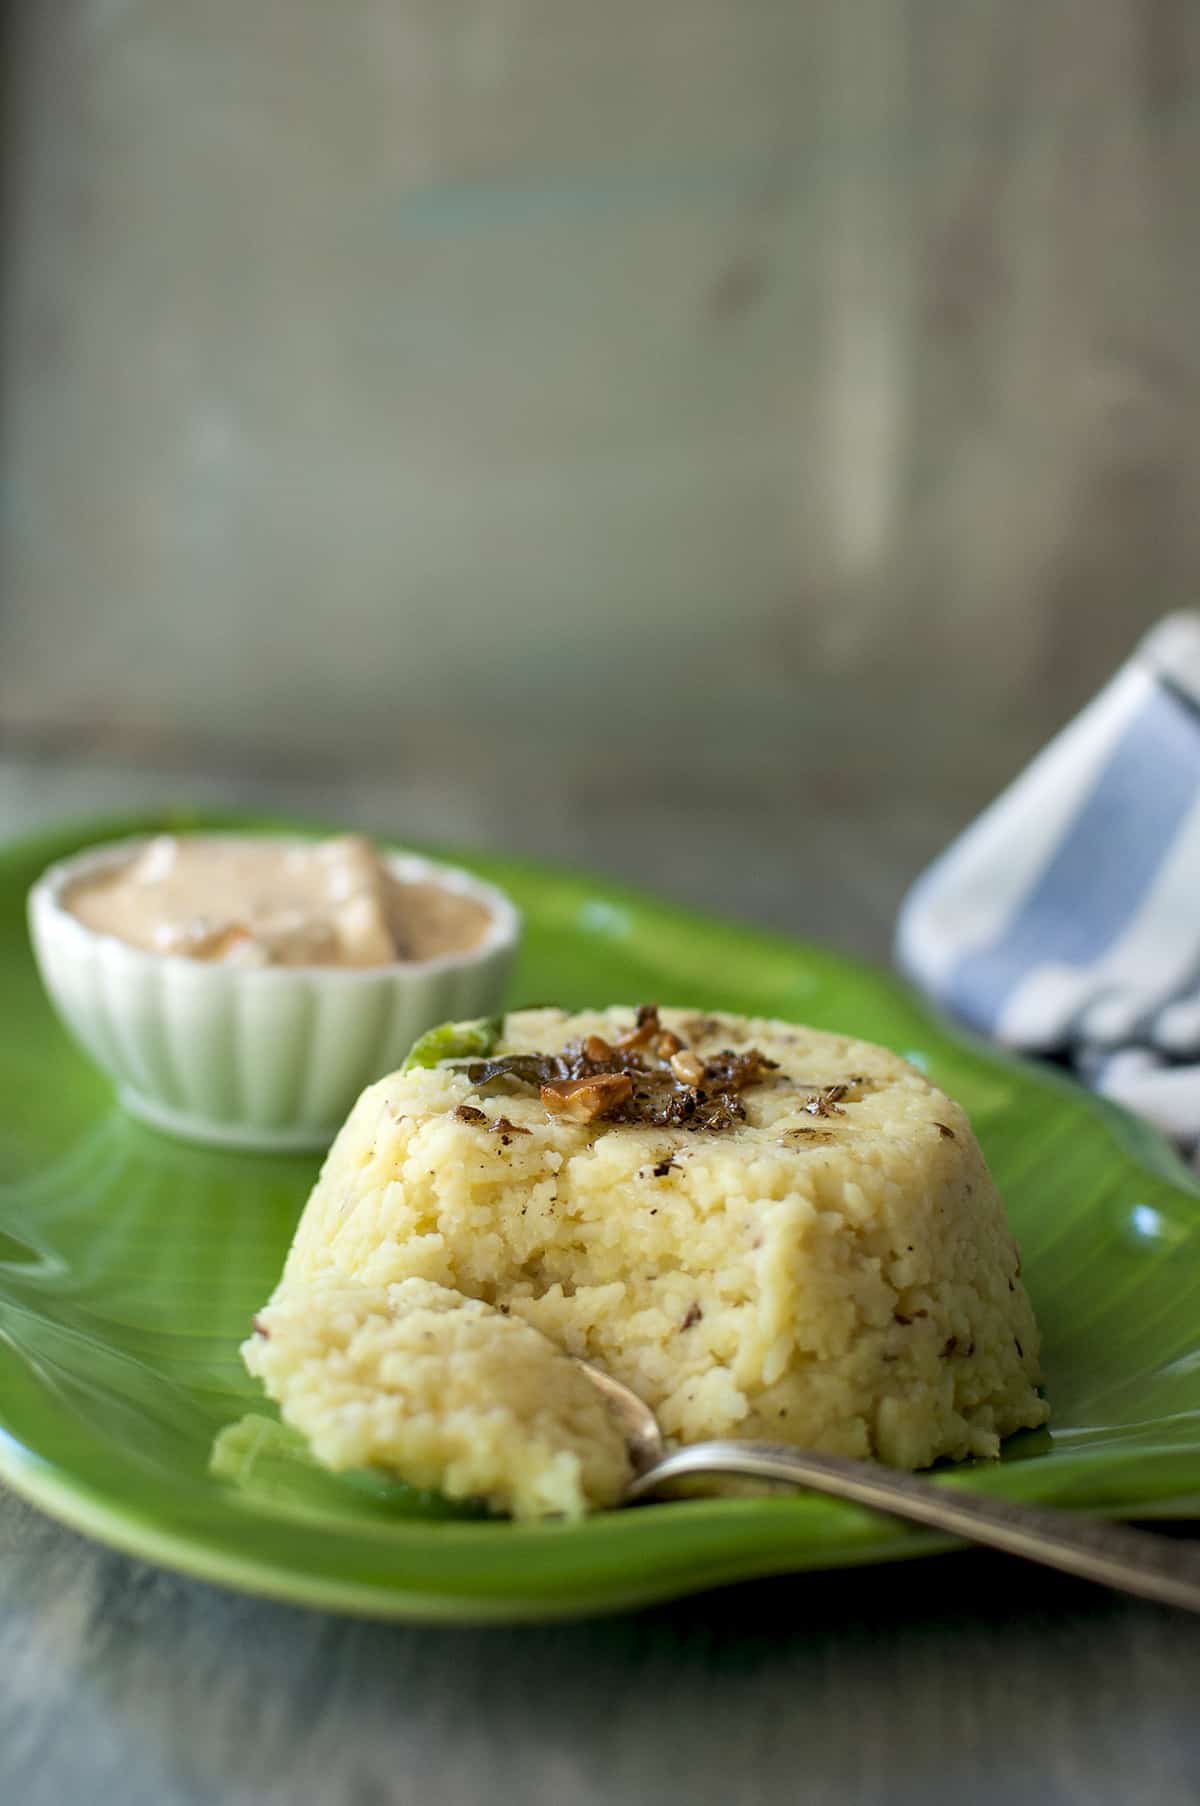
[3,812,1200,1623]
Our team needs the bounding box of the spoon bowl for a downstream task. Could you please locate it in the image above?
[575,1361,664,1477]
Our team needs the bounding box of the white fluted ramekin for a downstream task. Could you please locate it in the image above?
[28,835,521,1152]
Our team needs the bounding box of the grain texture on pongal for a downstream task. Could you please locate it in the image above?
[283,1006,1048,1469]
[243,1275,631,1518]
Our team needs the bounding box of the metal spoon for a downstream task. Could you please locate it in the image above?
[579,1362,1200,1613]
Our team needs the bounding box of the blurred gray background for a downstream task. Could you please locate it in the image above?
[3,0,1199,953]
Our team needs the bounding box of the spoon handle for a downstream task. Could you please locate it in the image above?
[628,1441,1200,1612]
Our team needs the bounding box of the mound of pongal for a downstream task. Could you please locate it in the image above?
[274,1006,1047,1476]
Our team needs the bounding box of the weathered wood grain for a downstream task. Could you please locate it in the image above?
[3,1,1200,817]
[3,1478,1200,1806]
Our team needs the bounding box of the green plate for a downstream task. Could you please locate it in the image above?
[3,812,1200,1623]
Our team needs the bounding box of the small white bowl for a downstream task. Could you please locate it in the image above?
[27,834,521,1152]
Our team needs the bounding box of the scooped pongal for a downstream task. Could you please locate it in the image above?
[262,1005,1046,1488]
[243,1275,631,1519]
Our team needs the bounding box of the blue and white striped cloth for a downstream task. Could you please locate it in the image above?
[896,613,1200,1161]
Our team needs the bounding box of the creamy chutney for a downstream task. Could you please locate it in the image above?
[66,834,493,968]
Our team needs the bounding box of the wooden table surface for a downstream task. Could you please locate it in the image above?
[3,757,1198,1806]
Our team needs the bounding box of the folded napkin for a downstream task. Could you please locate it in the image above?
[896,614,1200,1160]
